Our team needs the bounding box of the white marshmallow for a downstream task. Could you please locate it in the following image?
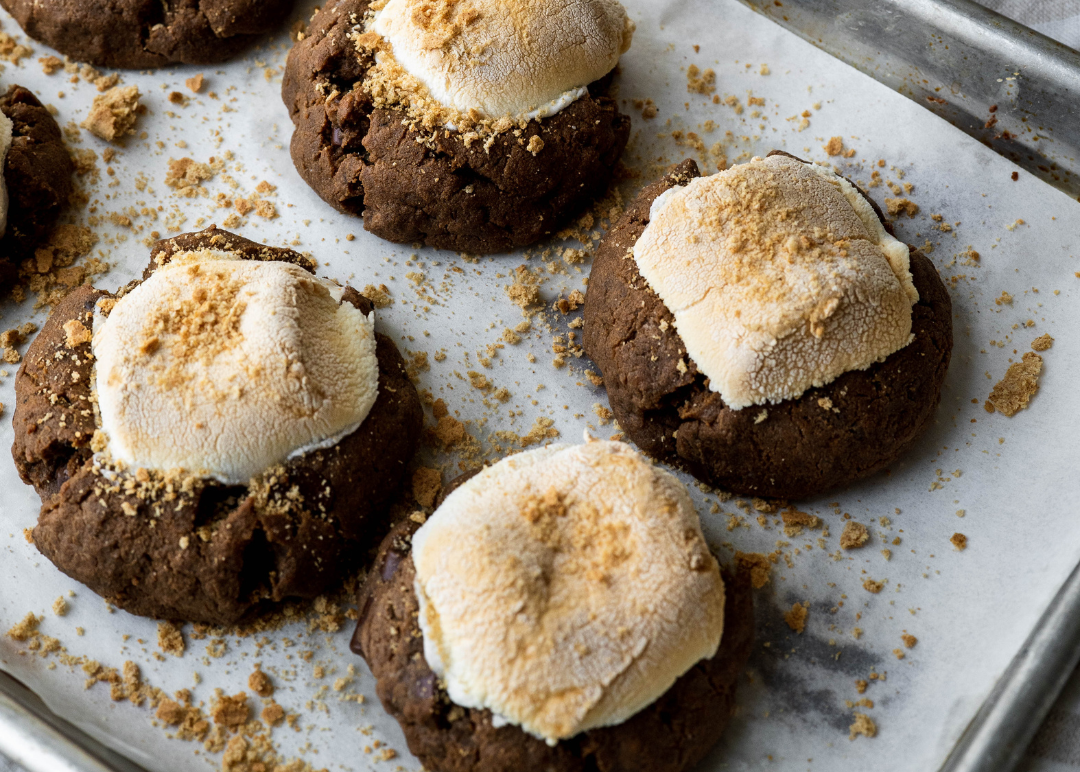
[411,440,725,744]
[93,249,380,484]
[370,0,633,123]
[633,155,918,410]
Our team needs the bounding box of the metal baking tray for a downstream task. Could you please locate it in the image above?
[737,0,1080,200]
[2,2,1078,772]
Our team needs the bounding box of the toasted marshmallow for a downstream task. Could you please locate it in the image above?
[93,249,379,484]
[411,440,725,745]
[633,155,918,410]
[0,110,13,238]
[369,0,633,123]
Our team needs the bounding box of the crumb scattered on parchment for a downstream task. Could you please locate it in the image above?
[849,713,877,740]
[855,679,868,694]
[81,86,141,142]
[157,621,184,656]
[0,31,32,64]
[986,352,1042,416]
[863,578,884,594]
[951,533,968,551]
[686,64,716,94]
[840,521,869,549]
[902,634,918,649]
[735,551,773,589]
[1031,334,1054,352]
[885,197,919,217]
[164,156,223,194]
[506,266,542,314]
[186,74,205,93]
[784,602,808,634]
[248,668,274,698]
[781,508,819,537]
[361,283,393,308]
[412,467,442,508]
[52,597,68,616]
[824,136,844,156]
[6,613,42,642]
[633,98,657,119]
[211,692,250,729]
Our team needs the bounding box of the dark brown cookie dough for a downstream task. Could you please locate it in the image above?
[0,0,295,69]
[1,85,74,291]
[351,514,754,772]
[281,0,630,254]
[583,156,954,500]
[11,227,423,625]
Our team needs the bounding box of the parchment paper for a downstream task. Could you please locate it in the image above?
[1,0,1078,770]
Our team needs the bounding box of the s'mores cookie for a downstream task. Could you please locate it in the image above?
[283,0,633,254]
[583,154,953,499]
[0,85,75,292]
[353,440,753,772]
[12,227,423,624]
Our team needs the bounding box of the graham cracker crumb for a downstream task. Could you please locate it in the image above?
[735,551,772,589]
[211,692,250,729]
[52,597,69,616]
[951,533,968,550]
[81,86,142,142]
[863,578,884,594]
[7,613,41,642]
[824,136,844,156]
[411,467,442,508]
[784,602,808,633]
[186,74,205,93]
[987,352,1042,416]
[157,622,185,656]
[63,319,92,348]
[780,508,819,537]
[1031,334,1053,352]
[361,284,392,308]
[261,702,285,727]
[840,521,869,549]
[855,679,868,694]
[901,634,917,648]
[885,197,919,218]
[686,64,716,94]
[849,713,877,740]
[248,668,274,698]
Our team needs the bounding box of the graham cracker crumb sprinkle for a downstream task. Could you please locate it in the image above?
[863,578,885,594]
[849,713,877,740]
[840,521,869,550]
[735,551,773,589]
[1031,334,1054,352]
[824,136,844,156]
[951,533,968,550]
[211,692,250,728]
[902,634,918,648]
[81,86,142,142]
[987,352,1043,416]
[248,668,274,698]
[157,622,185,656]
[784,602,808,633]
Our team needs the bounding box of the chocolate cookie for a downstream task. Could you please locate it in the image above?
[0,85,74,291]
[582,156,954,500]
[352,514,754,772]
[11,227,423,625]
[0,0,295,69]
[281,0,630,254]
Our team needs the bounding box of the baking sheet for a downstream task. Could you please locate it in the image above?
[1,0,1078,770]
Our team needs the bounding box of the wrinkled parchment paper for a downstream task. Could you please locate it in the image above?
[1,0,1078,769]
